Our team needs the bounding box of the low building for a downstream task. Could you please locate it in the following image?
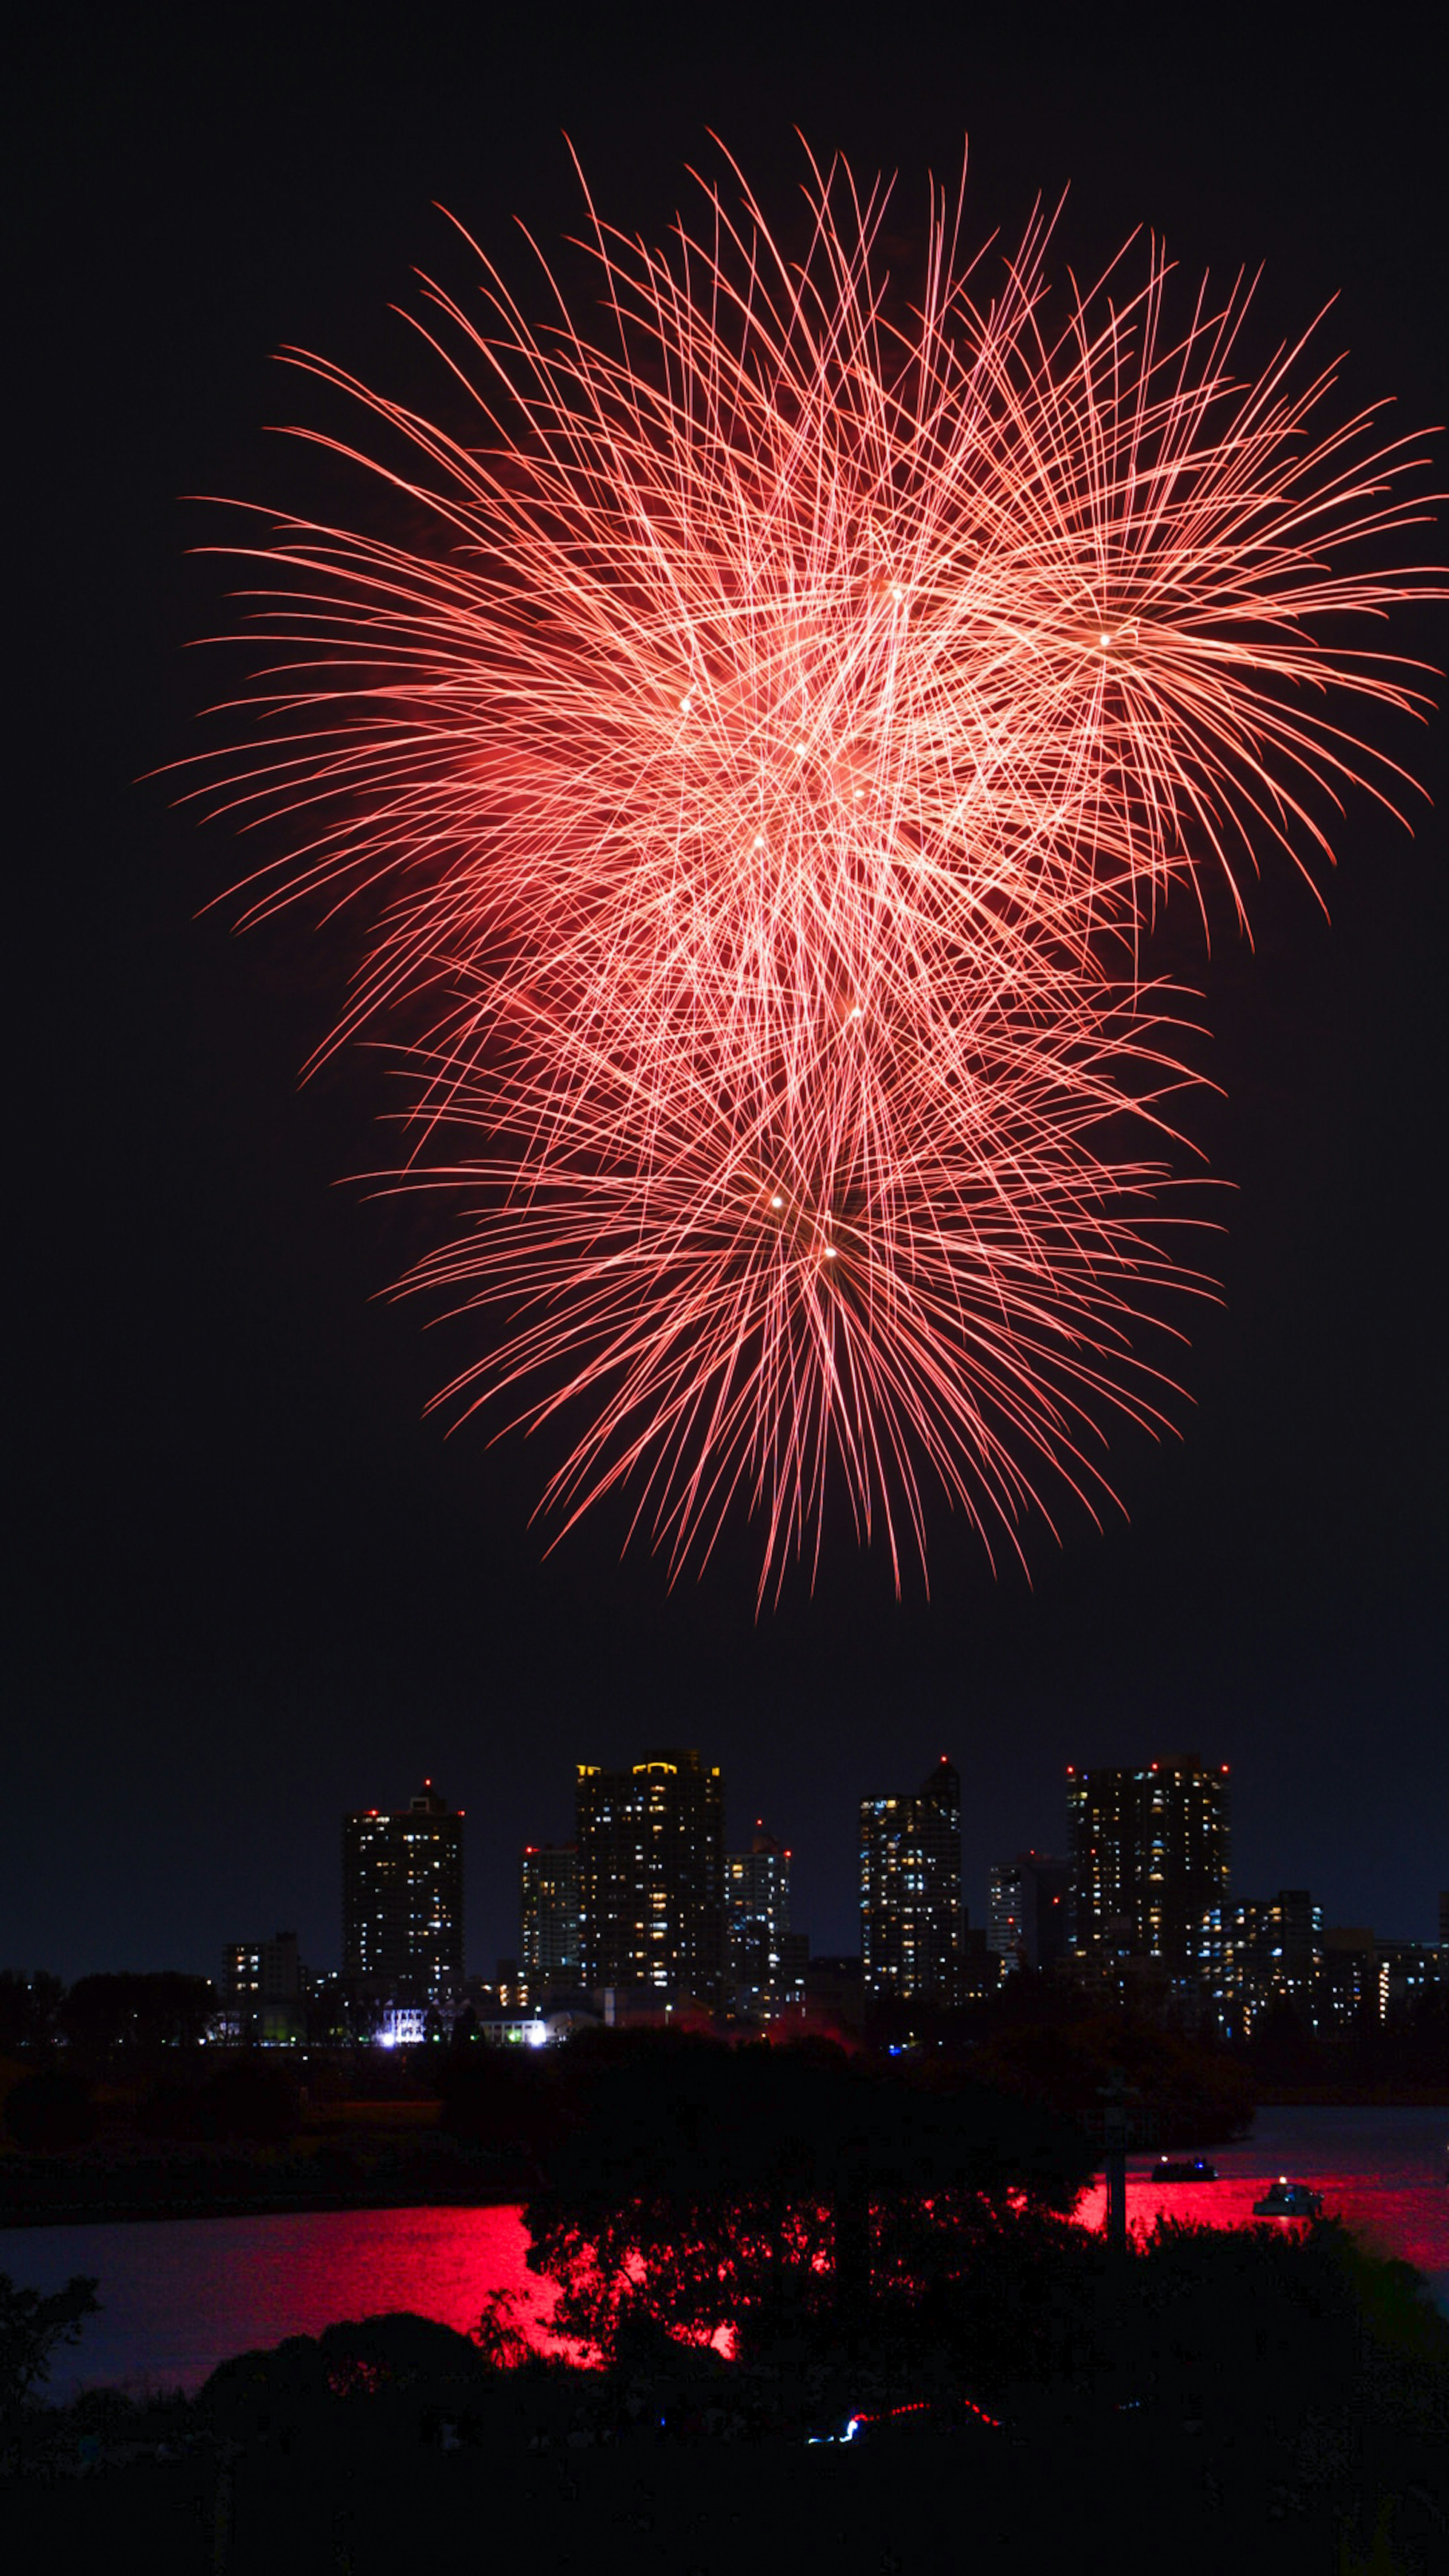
[219,1931,305,2045]
[480,2006,600,2048]
[1376,1938,1447,2024]
[1313,1927,1380,2037]
[803,1953,866,2036]
[1199,1890,1323,2040]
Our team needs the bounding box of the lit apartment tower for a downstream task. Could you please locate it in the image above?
[1143,1758,1231,1975]
[575,1750,725,2001]
[519,1844,581,1987]
[988,1860,1024,1969]
[1068,1756,1229,1978]
[1066,1767,1143,1959]
[988,1852,1072,1974]
[860,1757,964,2002]
[341,1781,465,2001]
[726,1825,792,2012]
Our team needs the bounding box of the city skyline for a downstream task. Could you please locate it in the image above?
[188,1744,1446,2070]
[149,1750,1449,1995]
[6,11,1444,1990]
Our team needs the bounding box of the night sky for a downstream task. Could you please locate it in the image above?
[9,2,1446,1985]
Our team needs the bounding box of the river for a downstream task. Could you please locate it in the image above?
[2,2103,1443,2401]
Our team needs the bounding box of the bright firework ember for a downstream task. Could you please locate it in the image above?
[194,147,1439,1595]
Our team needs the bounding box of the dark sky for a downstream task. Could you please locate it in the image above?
[8,2,1446,1984]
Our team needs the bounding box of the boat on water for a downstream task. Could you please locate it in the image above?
[1151,2156,1218,2182]
[1252,2176,1323,2218]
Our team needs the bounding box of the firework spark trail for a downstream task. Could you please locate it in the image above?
[190,149,1440,1592]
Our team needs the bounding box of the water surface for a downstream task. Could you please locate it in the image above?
[3,2103,1443,2399]
[1078,2103,1447,2285]
[0,2203,561,2399]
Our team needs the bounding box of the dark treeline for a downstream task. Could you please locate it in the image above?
[0,1971,215,2059]
[2,1966,1444,2231]
[1,1976,1252,2226]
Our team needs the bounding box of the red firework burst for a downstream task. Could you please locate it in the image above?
[190,148,1440,1593]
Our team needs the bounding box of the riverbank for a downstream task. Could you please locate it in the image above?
[4,2088,1444,2229]
[1257,2084,1449,2108]
[0,2139,529,2229]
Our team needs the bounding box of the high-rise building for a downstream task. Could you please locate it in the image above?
[726,1824,793,2013]
[988,1860,1024,1969]
[1439,1891,1449,1949]
[342,1781,465,2001]
[1068,1756,1229,1979]
[1142,1758,1231,1975]
[520,1844,581,1988]
[988,1852,1072,1974]
[1066,1766,1144,1960]
[860,1757,964,2002]
[575,1749,725,2001]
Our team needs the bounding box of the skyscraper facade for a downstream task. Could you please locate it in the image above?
[860,1757,964,2002]
[575,1749,725,2000]
[1066,1766,1144,1960]
[341,1781,465,2001]
[726,1825,792,2013]
[1142,1758,1232,1975]
[988,1859,1025,1969]
[1068,1756,1229,1979]
[520,1843,581,1987]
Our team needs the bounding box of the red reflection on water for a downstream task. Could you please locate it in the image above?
[1075,2167,1447,2277]
[5,2110,1442,2400]
[0,2205,582,2399]
[258,2204,582,2358]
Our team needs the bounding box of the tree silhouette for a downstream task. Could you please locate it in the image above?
[0,2274,100,2415]
[60,1973,214,2065]
[523,2032,1095,2362]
